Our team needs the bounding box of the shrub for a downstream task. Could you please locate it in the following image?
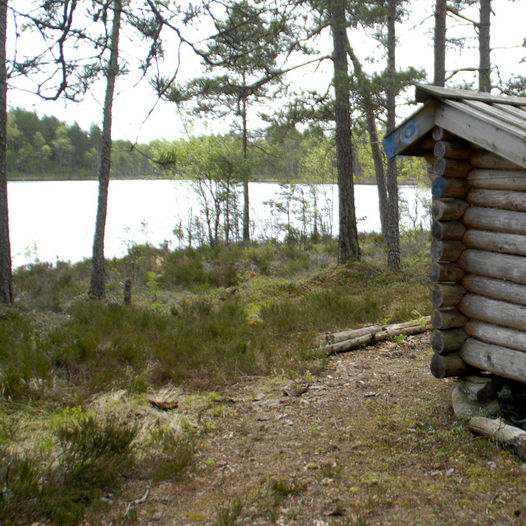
[0,310,50,400]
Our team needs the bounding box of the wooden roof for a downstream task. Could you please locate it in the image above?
[383,84,526,168]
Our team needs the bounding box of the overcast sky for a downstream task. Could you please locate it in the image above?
[7,1,526,144]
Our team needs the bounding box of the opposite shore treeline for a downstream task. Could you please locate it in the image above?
[6,108,427,184]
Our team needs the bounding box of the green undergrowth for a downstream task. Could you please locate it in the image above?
[5,233,431,400]
[1,232,431,524]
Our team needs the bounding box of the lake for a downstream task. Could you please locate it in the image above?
[7,180,430,268]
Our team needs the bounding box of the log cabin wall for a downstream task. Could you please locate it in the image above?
[428,127,526,382]
[382,84,526,385]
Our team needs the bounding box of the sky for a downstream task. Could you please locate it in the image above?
[6,1,526,145]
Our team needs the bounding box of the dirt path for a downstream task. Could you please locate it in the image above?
[122,334,526,525]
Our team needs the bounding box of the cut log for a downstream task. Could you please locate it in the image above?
[463,206,526,235]
[468,169,526,191]
[432,176,469,199]
[430,353,471,378]
[430,283,466,308]
[431,240,464,262]
[463,229,526,257]
[432,328,467,354]
[432,158,471,178]
[468,416,526,460]
[461,338,526,383]
[431,220,466,241]
[430,263,464,283]
[467,188,526,213]
[460,294,526,333]
[462,274,526,306]
[324,325,382,345]
[320,317,431,356]
[466,320,526,353]
[432,308,467,329]
[470,151,523,171]
[433,140,472,160]
[432,198,468,221]
[460,248,526,285]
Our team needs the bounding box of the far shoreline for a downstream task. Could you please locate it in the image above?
[7,174,424,186]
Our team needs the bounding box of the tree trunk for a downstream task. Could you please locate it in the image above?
[241,92,250,242]
[478,0,491,92]
[0,0,11,304]
[386,0,400,270]
[89,0,122,299]
[434,0,446,86]
[346,41,388,236]
[329,0,360,264]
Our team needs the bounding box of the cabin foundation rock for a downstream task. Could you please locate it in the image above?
[384,84,526,431]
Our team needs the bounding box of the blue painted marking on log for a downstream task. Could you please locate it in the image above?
[432,177,445,198]
[383,134,396,159]
[400,121,419,145]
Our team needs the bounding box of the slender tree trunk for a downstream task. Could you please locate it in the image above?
[346,41,388,236]
[0,0,11,303]
[329,0,360,264]
[386,0,400,270]
[241,81,250,242]
[479,0,491,92]
[434,0,446,86]
[89,0,122,299]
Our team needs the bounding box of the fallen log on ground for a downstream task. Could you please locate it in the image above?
[467,416,526,461]
[320,316,431,355]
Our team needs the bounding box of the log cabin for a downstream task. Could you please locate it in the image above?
[383,84,526,384]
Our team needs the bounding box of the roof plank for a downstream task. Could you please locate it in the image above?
[415,84,526,107]
[435,103,526,168]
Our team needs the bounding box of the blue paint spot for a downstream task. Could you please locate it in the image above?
[383,134,396,159]
[400,121,419,145]
[432,177,445,198]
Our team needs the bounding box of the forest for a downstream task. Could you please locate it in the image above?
[6,107,425,183]
[3,1,526,524]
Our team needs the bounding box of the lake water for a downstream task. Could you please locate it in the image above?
[7,180,430,268]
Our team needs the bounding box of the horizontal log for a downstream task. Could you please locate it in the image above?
[461,338,526,384]
[424,152,436,166]
[460,293,526,332]
[433,158,472,178]
[431,220,466,241]
[430,353,472,378]
[462,274,526,306]
[467,188,526,213]
[463,229,526,257]
[421,137,437,150]
[468,416,526,461]
[431,240,464,262]
[434,140,472,160]
[432,328,467,354]
[324,325,381,345]
[432,198,468,221]
[468,169,526,191]
[432,176,469,199]
[460,249,526,285]
[466,320,526,353]
[432,127,457,142]
[324,318,430,345]
[321,317,431,355]
[430,283,466,308]
[463,206,526,235]
[470,151,523,171]
[432,308,467,329]
[430,263,464,283]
